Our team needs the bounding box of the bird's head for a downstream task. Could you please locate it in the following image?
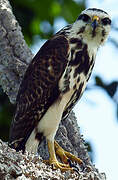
[70,8,111,47]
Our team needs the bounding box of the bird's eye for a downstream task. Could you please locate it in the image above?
[77,14,90,22]
[101,17,111,25]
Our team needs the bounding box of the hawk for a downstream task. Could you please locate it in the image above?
[9,8,111,171]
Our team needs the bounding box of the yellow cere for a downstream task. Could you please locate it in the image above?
[92,15,100,21]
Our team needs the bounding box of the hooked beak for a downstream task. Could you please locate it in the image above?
[91,16,100,30]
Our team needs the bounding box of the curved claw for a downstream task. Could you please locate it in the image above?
[67,159,79,174]
[80,161,86,171]
[44,159,74,172]
[68,158,86,173]
[54,141,85,171]
[46,139,85,173]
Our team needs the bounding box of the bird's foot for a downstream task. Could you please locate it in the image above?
[54,141,85,171]
[45,139,85,172]
[44,159,73,172]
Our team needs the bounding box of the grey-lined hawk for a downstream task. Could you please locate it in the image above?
[9,8,111,171]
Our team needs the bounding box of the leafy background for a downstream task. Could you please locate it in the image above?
[0,0,117,164]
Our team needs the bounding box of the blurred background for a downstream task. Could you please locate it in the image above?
[0,0,118,179]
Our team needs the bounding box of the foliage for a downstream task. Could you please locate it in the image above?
[95,76,118,118]
[10,0,85,45]
[0,87,15,141]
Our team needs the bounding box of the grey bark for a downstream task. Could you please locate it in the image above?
[0,0,106,179]
[0,0,33,104]
[0,140,106,180]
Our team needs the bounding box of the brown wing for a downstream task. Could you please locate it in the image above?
[9,35,69,150]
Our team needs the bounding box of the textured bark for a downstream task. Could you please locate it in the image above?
[0,140,106,180]
[0,0,106,179]
[0,0,33,104]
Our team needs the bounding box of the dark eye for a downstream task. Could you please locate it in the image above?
[102,17,111,25]
[77,14,90,22]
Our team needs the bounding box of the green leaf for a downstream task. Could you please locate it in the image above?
[51,2,61,16]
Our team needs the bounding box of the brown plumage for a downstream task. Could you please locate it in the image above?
[9,35,69,151]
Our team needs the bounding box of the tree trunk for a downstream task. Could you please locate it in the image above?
[0,0,106,179]
[0,0,33,104]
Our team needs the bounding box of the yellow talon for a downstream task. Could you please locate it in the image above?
[43,139,84,172]
[45,139,73,172]
[54,141,83,165]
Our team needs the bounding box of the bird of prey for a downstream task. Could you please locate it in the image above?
[9,8,111,171]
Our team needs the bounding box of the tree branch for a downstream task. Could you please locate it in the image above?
[0,139,106,180]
